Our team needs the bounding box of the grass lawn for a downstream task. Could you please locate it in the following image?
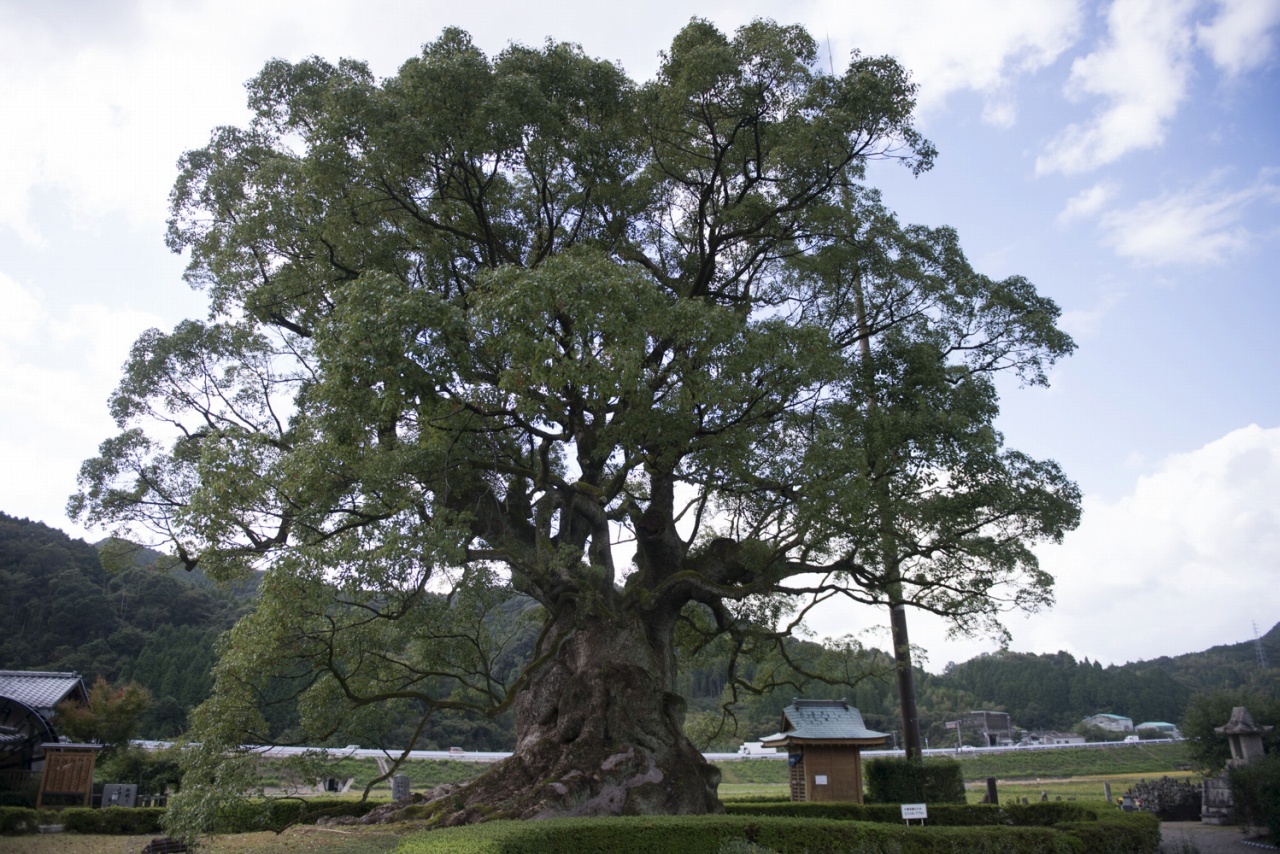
[966,771,1202,805]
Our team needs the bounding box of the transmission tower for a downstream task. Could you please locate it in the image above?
[1254,621,1270,669]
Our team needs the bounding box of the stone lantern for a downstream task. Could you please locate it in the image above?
[1215,706,1273,766]
[1202,705,1274,825]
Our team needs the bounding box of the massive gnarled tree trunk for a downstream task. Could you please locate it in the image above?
[462,602,720,819]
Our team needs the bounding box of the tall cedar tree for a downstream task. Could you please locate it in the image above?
[72,21,1080,822]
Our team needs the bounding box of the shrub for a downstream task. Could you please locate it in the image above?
[1057,811,1160,854]
[864,758,966,804]
[726,800,1103,828]
[207,796,384,833]
[395,806,1158,854]
[58,806,165,834]
[0,806,40,835]
[96,745,183,795]
[1230,753,1280,844]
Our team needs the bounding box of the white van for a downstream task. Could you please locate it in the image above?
[739,741,777,757]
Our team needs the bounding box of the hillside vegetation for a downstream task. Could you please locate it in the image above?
[1,513,1276,746]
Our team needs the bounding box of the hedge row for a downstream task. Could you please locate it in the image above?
[398,811,1160,854]
[0,797,384,836]
[207,796,384,833]
[0,806,164,835]
[865,758,966,805]
[724,800,1102,826]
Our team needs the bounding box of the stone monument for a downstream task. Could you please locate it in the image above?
[1202,706,1273,825]
[391,774,411,801]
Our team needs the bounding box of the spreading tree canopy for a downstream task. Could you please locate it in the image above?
[72,19,1080,823]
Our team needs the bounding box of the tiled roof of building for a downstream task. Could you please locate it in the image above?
[0,671,86,713]
[759,699,887,745]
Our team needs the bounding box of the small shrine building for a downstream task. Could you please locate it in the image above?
[760,698,887,803]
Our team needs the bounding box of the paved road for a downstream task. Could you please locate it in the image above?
[1159,822,1277,853]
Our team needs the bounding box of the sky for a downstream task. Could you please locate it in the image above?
[1,0,1278,672]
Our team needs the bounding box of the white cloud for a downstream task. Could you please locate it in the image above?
[1057,290,1124,338]
[803,425,1280,669]
[1197,0,1280,75]
[1057,181,1120,224]
[814,0,1082,125]
[1099,172,1280,265]
[1037,0,1197,175]
[0,270,167,539]
[0,0,1089,248]
[1024,425,1280,664]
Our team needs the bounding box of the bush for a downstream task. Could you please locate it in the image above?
[864,758,966,804]
[208,796,385,833]
[0,806,40,835]
[96,745,183,795]
[395,805,1158,854]
[1057,811,1160,854]
[58,806,165,834]
[1230,753,1280,844]
[727,800,1104,828]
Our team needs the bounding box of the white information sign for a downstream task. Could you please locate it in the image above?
[814,775,827,785]
[901,803,928,821]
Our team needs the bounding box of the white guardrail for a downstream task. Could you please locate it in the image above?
[134,738,1176,762]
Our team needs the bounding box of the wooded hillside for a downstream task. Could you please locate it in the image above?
[1,512,1275,746]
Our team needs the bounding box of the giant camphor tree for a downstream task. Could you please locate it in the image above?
[71,20,1080,823]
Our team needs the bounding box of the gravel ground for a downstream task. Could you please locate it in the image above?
[1160,821,1278,854]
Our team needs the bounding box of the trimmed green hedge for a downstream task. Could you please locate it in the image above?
[0,805,165,835]
[725,799,1101,826]
[397,806,1160,854]
[0,807,42,835]
[61,806,166,834]
[2,797,384,836]
[865,758,966,804]
[209,796,385,833]
[397,815,1073,854]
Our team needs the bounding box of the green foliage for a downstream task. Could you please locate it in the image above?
[1229,753,1280,844]
[57,806,166,834]
[1181,689,1280,773]
[72,16,1084,820]
[864,758,966,805]
[96,744,184,793]
[726,800,1103,826]
[396,808,1155,854]
[0,807,40,835]
[54,675,151,755]
[0,513,247,740]
[938,649,1195,731]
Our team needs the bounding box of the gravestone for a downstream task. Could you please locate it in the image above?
[391,774,411,801]
[102,783,138,808]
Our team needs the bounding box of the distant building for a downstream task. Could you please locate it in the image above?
[1021,730,1085,746]
[0,670,88,776]
[1135,721,1181,739]
[963,710,1014,746]
[1084,713,1133,732]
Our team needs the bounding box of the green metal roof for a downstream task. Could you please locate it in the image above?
[759,699,887,744]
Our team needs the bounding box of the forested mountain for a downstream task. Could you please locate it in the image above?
[934,625,1279,735]
[1,512,1275,746]
[0,512,248,736]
